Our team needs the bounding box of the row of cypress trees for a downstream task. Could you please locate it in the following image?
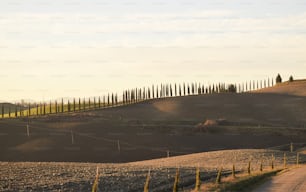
[0,78,274,118]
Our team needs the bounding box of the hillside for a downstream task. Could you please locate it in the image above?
[254,79,306,96]
[0,82,306,162]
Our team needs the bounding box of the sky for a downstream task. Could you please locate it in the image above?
[0,0,306,102]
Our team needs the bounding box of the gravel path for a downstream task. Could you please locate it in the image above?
[1,149,304,192]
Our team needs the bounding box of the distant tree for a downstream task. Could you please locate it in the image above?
[73,98,76,111]
[78,98,81,111]
[107,94,110,106]
[187,84,190,95]
[83,98,86,111]
[2,104,4,118]
[28,104,31,116]
[174,84,177,96]
[49,101,52,114]
[61,98,64,113]
[55,101,58,114]
[67,101,70,112]
[289,75,294,82]
[88,98,91,109]
[98,97,101,108]
[43,103,46,115]
[8,107,11,118]
[179,84,182,96]
[15,105,17,118]
[276,74,282,84]
[228,84,237,93]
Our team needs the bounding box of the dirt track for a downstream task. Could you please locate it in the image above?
[252,165,306,192]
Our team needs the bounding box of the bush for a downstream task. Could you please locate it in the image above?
[289,76,293,82]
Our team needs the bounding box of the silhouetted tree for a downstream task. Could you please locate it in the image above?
[228,84,237,93]
[8,107,11,118]
[88,98,91,109]
[36,104,39,115]
[1,104,4,118]
[73,98,76,111]
[187,84,190,95]
[179,84,182,96]
[289,75,293,82]
[183,83,186,96]
[43,103,46,115]
[49,101,52,114]
[78,98,81,111]
[67,101,70,112]
[28,104,30,116]
[276,74,282,84]
[99,97,101,108]
[61,98,64,113]
[55,101,58,114]
[83,98,86,111]
[15,105,17,118]
[107,94,110,106]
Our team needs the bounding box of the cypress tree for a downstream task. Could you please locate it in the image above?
[55,101,58,114]
[183,83,186,96]
[83,98,86,111]
[107,94,110,106]
[67,100,70,112]
[187,84,190,95]
[61,98,64,113]
[43,103,46,115]
[49,101,52,114]
[37,104,39,115]
[28,104,31,116]
[94,97,96,109]
[191,83,194,94]
[8,107,11,118]
[179,84,182,96]
[276,74,282,84]
[15,105,17,118]
[89,98,91,109]
[152,85,155,98]
[111,93,114,106]
[99,97,101,108]
[156,86,159,98]
[73,98,76,111]
[78,98,81,111]
[170,84,173,97]
[1,104,4,118]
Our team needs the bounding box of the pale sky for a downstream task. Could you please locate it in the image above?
[0,0,306,102]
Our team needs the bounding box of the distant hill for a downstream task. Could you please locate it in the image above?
[254,79,306,96]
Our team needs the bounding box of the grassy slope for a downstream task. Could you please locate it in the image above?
[0,81,306,162]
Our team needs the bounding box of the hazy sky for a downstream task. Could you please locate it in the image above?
[1,0,306,102]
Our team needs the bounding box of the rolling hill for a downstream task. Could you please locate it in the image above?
[0,80,305,162]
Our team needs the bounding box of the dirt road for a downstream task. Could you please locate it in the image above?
[252,165,306,192]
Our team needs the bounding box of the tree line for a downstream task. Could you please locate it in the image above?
[1,77,277,119]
